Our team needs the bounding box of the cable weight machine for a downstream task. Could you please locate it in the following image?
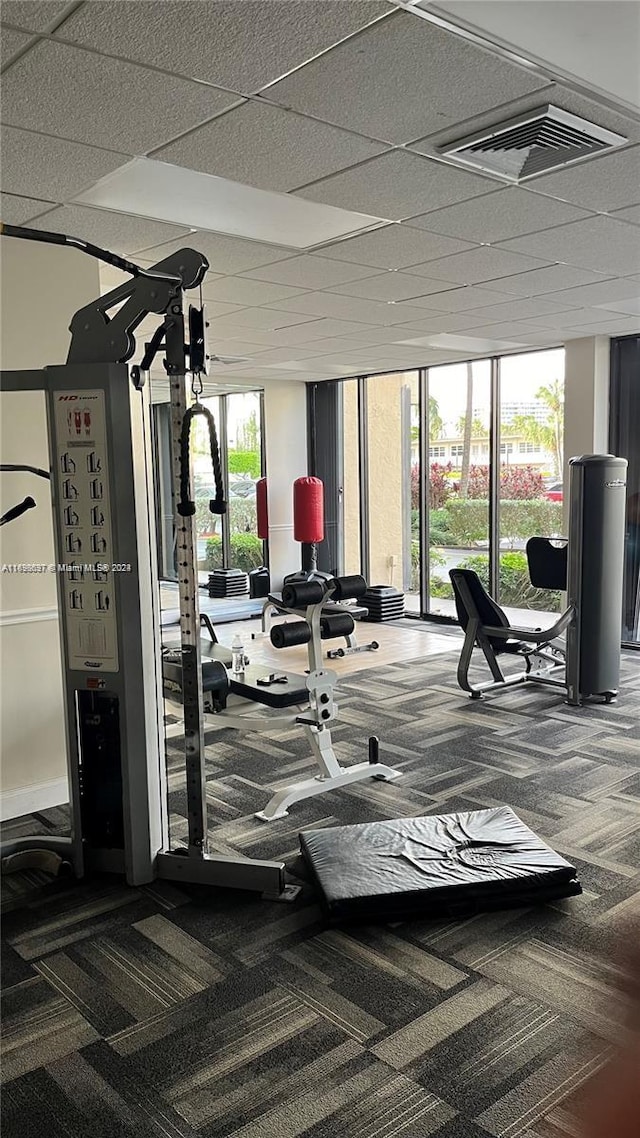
[0,222,293,898]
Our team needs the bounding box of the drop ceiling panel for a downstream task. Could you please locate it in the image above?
[1,40,239,154]
[267,291,433,325]
[498,217,640,278]
[391,286,510,313]
[0,192,55,224]
[57,0,388,92]
[391,312,512,334]
[519,307,619,329]
[526,277,640,309]
[405,187,592,243]
[207,310,322,333]
[0,27,33,66]
[153,101,388,192]
[329,272,458,303]
[324,325,413,345]
[0,125,131,202]
[30,205,191,256]
[240,255,382,289]
[246,347,332,364]
[295,151,497,219]
[2,1,69,30]
[403,247,551,286]
[562,315,640,335]
[472,264,612,298]
[201,277,310,307]
[264,10,547,144]
[461,297,579,323]
[530,146,640,213]
[316,223,475,269]
[596,297,640,317]
[611,205,640,226]
[139,231,297,275]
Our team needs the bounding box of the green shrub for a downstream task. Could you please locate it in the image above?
[228,449,261,478]
[204,533,264,573]
[458,551,561,612]
[444,499,563,547]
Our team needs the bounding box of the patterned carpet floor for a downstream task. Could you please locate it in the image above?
[2,649,640,1138]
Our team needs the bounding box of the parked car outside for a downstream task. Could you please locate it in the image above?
[545,482,563,503]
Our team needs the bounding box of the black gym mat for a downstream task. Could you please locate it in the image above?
[300,806,581,923]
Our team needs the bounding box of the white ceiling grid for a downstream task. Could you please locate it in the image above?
[0,0,638,387]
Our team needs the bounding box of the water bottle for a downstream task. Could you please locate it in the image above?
[231,633,244,676]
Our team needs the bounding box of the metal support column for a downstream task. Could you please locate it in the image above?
[357,377,370,582]
[219,396,231,569]
[489,356,500,600]
[419,368,430,616]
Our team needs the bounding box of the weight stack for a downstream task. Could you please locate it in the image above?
[249,566,270,598]
[208,568,249,598]
[361,586,405,621]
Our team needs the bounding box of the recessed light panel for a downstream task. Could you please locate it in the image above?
[75,158,384,248]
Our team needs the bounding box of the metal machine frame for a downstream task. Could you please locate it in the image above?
[0,229,291,897]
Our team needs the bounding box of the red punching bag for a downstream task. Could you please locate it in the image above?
[256,477,269,539]
[293,477,324,543]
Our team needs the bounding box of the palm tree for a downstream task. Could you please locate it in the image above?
[429,396,444,443]
[512,379,563,478]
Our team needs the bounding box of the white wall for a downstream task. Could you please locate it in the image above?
[563,335,610,529]
[262,380,308,588]
[1,238,100,817]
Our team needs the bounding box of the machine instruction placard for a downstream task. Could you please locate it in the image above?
[53,389,119,672]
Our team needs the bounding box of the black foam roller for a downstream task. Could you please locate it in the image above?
[281,579,325,608]
[320,612,355,639]
[270,621,312,649]
[329,574,367,601]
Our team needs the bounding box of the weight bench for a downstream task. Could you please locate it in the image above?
[300,806,582,923]
[256,576,379,659]
[450,567,573,700]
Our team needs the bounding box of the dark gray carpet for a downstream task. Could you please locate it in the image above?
[2,650,640,1138]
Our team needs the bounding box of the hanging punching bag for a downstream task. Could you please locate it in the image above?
[256,476,269,539]
[293,476,324,544]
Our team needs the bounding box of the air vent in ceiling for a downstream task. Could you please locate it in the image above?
[440,105,628,182]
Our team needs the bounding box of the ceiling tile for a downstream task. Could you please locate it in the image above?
[139,231,297,274]
[287,336,373,354]
[295,151,497,219]
[391,286,510,313]
[412,82,640,151]
[460,297,579,323]
[30,205,192,255]
[0,125,130,201]
[469,263,612,298]
[562,316,640,335]
[247,347,331,364]
[497,216,640,278]
[57,0,388,92]
[519,307,618,329]
[532,277,640,308]
[1,40,239,154]
[209,311,322,333]
[201,277,309,307]
[527,146,640,213]
[2,1,69,30]
[315,223,475,269]
[240,255,381,289]
[403,247,551,286]
[611,204,640,226]
[264,9,547,144]
[153,101,388,193]
[328,272,457,303]
[423,322,547,342]
[405,186,592,243]
[0,191,55,224]
[0,26,33,66]
[595,297,640,317]
[201,339,271,358]
[324,325,412,345]
[266,290,428,325]
[390,313,509,335]
[196,300,248,320]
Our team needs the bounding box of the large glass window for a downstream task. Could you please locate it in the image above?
[498,350,565,617]
[341,379,361,576]
[225,391,264,576]
[427,360,491,617]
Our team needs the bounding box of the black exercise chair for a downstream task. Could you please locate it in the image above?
[449,568,573,700]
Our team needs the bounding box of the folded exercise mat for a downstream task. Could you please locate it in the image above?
[299,806,581,922]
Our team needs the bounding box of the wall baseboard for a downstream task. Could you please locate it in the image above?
[0,776,69,822]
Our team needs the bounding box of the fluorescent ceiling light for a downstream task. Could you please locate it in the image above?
[424,333,527,351]
[75,158,385,248]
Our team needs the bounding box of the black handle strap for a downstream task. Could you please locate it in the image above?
[0,496,36,527]
[177,402,226,518]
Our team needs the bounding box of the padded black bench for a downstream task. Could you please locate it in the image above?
[300,806,581,923]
